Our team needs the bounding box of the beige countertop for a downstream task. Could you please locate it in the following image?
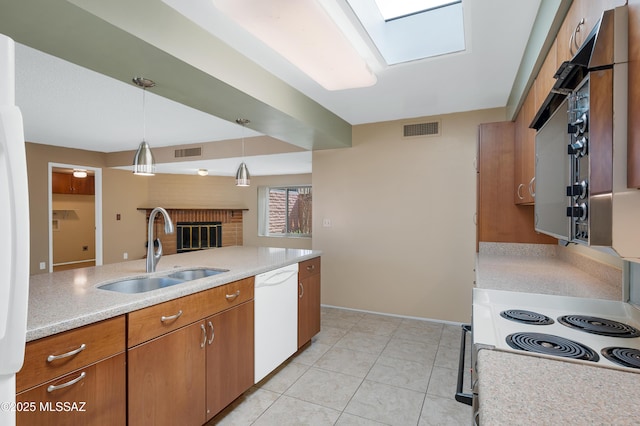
[476,242,622,300]
[27,246,320,341]
[477,350,640,425]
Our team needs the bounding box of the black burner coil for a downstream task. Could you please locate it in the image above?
[601,347,640,369]
[557,315,640,338]
[500,310,554,325]
[506,332,599,362]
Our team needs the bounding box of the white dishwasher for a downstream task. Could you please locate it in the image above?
[254,263,299,383]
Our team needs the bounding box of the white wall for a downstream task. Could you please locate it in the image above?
[312,108,506,322]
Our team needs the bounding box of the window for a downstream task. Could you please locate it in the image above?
[258,186,312,237]
[374,0,458,21]
[347,0,465,65]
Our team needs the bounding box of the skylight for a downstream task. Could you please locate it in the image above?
[374,0,459,21]
[347,0,465,65]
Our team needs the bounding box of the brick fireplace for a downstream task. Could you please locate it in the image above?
[140,208,245,256]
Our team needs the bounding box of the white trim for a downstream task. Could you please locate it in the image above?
[48,162,103,273]
[320,304,465,327]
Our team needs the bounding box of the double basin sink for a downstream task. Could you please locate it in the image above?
[98,268,228,294]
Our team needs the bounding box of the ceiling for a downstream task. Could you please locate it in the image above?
[7,0,556,176]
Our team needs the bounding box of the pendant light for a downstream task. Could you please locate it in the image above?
[235,118,250,186]
[132,77,156,176]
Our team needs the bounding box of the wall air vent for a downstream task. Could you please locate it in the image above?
[174,147,202,158]
[403,121,441,138]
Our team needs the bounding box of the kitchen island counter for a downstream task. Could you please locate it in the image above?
[477,349,640,424]
[27,246,320,341]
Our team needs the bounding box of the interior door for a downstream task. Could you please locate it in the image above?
[49,163,102,271]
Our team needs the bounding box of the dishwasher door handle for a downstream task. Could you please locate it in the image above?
[455,323,473,406]
[255,269,298,288]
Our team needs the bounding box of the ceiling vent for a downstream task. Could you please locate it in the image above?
[403,120,441,138]
[174,147,202,158]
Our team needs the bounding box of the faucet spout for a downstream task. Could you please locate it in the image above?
[146,207,174,273]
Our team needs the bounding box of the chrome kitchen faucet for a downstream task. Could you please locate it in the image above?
[146,207,174,273]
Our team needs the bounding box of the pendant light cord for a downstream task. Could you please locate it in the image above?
[236,118,250,157]
[142,86,147,142]
[241,122,245,158]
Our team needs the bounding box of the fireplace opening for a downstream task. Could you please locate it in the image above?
[176,221,222,253]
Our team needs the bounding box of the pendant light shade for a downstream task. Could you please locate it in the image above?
[132,77,156,176]
[133,140,155,176]
[235,118,251,186]
[235,162,250,186]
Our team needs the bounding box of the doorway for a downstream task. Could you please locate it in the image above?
[48,163,103,272]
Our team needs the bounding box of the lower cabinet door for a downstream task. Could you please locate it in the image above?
[205,300,254,421]
[128,322,207,426]
[16,352,126,426]
[298,273,321,348]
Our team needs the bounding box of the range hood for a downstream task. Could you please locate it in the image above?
[530,21,600,130]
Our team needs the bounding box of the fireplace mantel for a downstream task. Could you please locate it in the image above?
[138,207,248,212]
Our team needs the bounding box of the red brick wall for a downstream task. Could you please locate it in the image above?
[144,208,244,255]
[267,189,312,235]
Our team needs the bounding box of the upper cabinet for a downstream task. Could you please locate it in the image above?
[516,0,631,201]
[514,87,536,205]
[629,0,640,187]
[52,172,95,195]
[478,121,556,246]
[556,0,626,65]
[535,40,558,113]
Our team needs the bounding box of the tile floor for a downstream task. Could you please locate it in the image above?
[208,306,472,426]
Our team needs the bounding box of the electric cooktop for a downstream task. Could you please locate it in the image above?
[473,288,640,372]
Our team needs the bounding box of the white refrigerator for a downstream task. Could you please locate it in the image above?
[0,34,30,426]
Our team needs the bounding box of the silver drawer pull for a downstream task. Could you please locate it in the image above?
[299,282,304,299]
[47,371,86,393]
[161,310,183,323]
[208,321,215,345]
[225,290,240,301]
[200,324,207,348]
[47,344,86,363]
[306,264,315,272]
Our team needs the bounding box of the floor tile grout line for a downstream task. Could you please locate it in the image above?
[237,308,469,425]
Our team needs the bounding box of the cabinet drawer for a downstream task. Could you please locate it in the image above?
[17,353,126,426]
[299,257,321,281]
[202,276,254,316]
[128,277,255,348]
[16,316,125,393]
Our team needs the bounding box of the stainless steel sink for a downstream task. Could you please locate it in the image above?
[167,268,228,281]
[98,277,185,294]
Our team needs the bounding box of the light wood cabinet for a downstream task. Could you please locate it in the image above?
[52,172,95,195]
[535,40,558,113]
[629,0,640,187]
[128,278,255,425]
[514,87,536,205]
[128,321,207,426]
[205,300,254,421]
[556,0,626,64]
[127,277,253,347]
[16,316,126,426]
[477,122,556,246]
[16,353,126,426]
[298,257,321,348]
